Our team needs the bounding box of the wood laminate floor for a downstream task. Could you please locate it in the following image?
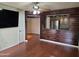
[0,33,79,57]
[0,41,78,57]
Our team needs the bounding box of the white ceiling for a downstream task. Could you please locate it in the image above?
[0,2,79,12]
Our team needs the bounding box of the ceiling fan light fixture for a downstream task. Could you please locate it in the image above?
[33,5,39,10]
[32,2,40,15]
[33,10,37,15]
[37,10,40,14]
[33,10,40,15]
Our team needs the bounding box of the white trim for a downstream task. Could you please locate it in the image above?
[40,39,79,48]
[25,40,28,43]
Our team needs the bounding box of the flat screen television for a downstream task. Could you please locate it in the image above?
[0,9,19,28]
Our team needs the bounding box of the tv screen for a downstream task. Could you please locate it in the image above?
[0,9,19,28]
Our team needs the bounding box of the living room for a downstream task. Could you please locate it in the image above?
[0,2,79,57]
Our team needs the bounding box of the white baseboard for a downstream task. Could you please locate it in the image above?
[25,40,28,42]
[40,39,79,48]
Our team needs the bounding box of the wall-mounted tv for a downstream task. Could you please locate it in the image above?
[0,9,19,28]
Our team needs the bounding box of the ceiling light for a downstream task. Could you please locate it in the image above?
[33,5,39,10]
[32,2,40,15]
[37,10,40,14]
[33,10,40,15]
[33,10,37,15]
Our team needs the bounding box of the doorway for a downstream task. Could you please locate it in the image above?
[25,18,40,40]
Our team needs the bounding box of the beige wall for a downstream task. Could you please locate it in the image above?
[27,18,40,34]
[27,18,32,33]
[0,4,25,51]
[0,27,19,51]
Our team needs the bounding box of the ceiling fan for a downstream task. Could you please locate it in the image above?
[29,2,52,14]
[32,2,40,14]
